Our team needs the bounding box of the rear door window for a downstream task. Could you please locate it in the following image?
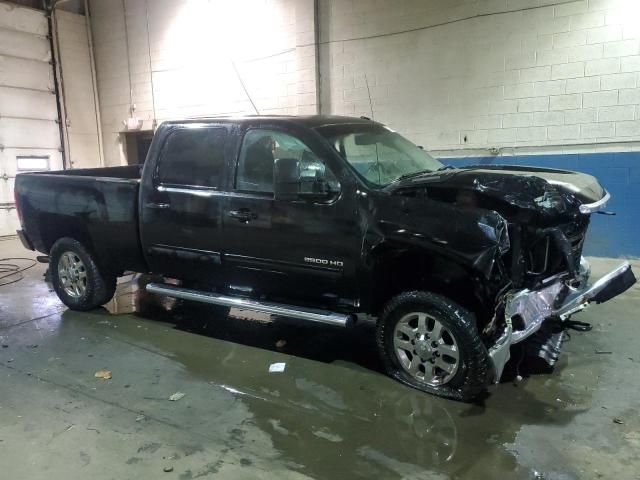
[157,126,227,188]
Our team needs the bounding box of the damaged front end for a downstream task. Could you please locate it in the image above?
[485,186,637,381]
[388,165,636,383]
[489,258,636,380]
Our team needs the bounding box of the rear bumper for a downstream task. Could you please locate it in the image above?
[489,259,636,381]
[16,229,34,251]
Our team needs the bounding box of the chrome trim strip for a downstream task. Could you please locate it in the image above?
[488,324,512,382]
[157,185,218,197]
[146,283,352,327]
[579,190,611,214]
[506,261,632,344]
[555,261,631,317]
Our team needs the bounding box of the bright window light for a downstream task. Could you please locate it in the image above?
[16,156,50,172]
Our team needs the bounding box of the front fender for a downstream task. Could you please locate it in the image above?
[366,194,509,278]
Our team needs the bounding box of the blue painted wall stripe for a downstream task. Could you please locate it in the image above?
[441,152,640,258]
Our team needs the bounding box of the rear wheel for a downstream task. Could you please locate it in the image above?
[50,237,116,311]
[376,291,492,402]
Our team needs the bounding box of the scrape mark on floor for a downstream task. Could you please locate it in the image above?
[137,442,161,454]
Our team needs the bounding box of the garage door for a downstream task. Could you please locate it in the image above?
[0,1,63,237]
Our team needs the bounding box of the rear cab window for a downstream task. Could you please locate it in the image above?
[156,126,228,188]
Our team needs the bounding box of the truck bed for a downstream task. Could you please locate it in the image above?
[15,165,147,273]
[42,165,143,180]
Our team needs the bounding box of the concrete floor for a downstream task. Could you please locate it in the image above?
[1,236,639,480]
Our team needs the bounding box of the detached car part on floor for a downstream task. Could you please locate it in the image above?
[14,115,636,402]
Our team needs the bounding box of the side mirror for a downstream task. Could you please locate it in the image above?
[273,158,300,201]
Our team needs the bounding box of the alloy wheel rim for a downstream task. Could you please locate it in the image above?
[393,312,460,386]
[58,251,88,299]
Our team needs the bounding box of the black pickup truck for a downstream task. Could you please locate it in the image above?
[15,115,636,401]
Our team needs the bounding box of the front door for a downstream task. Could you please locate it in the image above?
[140,123,230,285]
[222,126,360,308]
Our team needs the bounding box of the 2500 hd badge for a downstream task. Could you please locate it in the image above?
[305,257,344,268]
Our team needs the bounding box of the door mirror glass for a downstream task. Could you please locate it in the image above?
[274,158,340,202]
[274,158,301,201]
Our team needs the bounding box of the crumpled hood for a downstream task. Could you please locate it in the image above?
[390,165,605,213]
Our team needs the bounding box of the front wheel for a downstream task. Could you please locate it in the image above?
[50,237,117,311]
[376,291,492,402]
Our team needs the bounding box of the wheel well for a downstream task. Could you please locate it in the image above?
[41,217,95,255]
[370,250,492,323]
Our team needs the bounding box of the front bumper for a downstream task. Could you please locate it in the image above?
[489,259,636,381]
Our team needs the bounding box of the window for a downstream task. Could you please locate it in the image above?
[317,124,443,187]
[157,127,227,188]
[236,129,339,194]
[16,155,50,172]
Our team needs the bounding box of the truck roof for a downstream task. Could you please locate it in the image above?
[160,115,380,130]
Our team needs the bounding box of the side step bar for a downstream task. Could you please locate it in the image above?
[146,283,354,327]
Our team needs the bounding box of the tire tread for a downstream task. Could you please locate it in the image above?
[50,237,117,311]
[376,290,493,402]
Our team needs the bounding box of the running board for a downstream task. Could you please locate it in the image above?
[145,283,354,327]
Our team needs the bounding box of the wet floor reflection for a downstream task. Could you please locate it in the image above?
[104,274,383,372]
[96,274,589,479]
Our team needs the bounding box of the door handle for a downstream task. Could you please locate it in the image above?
[228,208,258,222]
[146,202,171,209]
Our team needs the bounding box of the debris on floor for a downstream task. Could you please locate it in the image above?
[168,392,185,401]
[275,339,287,349]
[163,466,174,473]
[613,417,625,425]
[269,362,286,373]
[94,370,112,380]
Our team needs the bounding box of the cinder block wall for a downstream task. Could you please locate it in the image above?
[90,0,640,160]
[319,0,640,154]
[88,0,318,167]
[317,0,640,257]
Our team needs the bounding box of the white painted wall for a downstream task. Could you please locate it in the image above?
[88,0,640,163]
[89,0,318,166]
[318,0,640,155]
[54,9,102,169]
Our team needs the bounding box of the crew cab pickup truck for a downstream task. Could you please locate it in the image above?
[15,115,636,401]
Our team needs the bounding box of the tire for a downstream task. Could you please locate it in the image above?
[50,237,117,311]
[376,291,492,402]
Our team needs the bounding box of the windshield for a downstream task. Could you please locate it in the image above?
[316,123,444,186]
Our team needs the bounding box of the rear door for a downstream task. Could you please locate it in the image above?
[221,124,361,308]
[140,123,231,284]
